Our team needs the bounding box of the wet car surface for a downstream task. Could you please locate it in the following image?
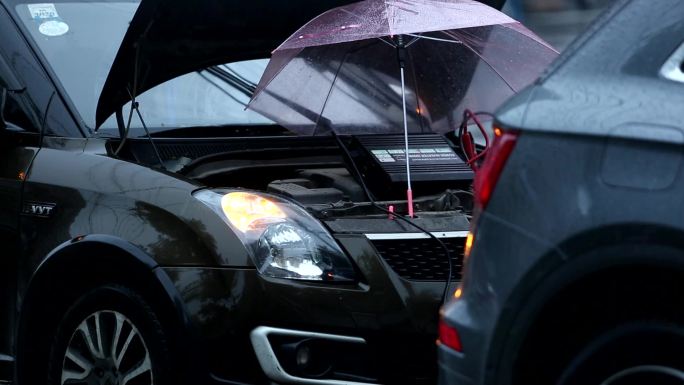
[438,0,684,384]
[0,0,520,384]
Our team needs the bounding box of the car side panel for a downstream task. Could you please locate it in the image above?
[20,140,252,269]
[442,1,684,382]
[443,129,684,384]
[482,127,684,273]
[0,3,68,374]
[0,142,38,376]
[18,141,256,335]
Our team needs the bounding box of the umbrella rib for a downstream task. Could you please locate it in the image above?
[383,0,394,36]
[500,23,559,53]
[456,39,518,93]
[378,36,397,48]
[427,31,518,94]
[406,33,461,45]
[405,48,427,133]
[248,49,303,109]
[312,52,349,135]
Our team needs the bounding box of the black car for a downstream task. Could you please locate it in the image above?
[0,0,511,384]
[438,1,684,384]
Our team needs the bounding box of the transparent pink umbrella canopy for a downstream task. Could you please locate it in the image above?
[248,0,558,136]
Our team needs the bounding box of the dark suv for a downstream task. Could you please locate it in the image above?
[438,1,684,384]
[0,0,508,384]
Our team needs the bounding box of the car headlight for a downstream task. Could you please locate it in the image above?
[194,190,355,282]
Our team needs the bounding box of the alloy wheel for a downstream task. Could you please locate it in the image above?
[61,310,153,385]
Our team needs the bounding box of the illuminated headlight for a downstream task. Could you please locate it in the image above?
[194,190,355,282]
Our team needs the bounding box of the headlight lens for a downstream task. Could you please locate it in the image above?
[195,190,355,282]
[221,191,286,232]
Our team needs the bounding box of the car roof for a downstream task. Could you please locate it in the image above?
[544,0,684,81]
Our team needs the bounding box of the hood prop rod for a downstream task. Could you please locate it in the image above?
[132,100,165,170]
[113,38,165,170]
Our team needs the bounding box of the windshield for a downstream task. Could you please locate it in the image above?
[14,1,273,136]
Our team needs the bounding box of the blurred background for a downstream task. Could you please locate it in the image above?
[503,0,616,50]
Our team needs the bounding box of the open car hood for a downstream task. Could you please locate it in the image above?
[95,0,506,129]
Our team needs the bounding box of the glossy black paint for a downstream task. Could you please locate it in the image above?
[0,0,477,383]
[11,135,458,383]
[439,1,684,384]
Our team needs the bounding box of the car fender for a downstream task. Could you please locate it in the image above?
[485,223,684,385]
[22,145,250,268]
[21,233,194,332]
[16,234,200,384]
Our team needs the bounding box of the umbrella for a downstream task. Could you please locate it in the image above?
[248,0,557,215]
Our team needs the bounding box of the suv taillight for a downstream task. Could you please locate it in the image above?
[438,317,463,352]
[473,128,519,210]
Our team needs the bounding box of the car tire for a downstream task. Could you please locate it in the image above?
[47,285,172,385]
[557,321,684,385]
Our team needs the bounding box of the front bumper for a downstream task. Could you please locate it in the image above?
[438,347,473,385]
[163,233,462,385]
[437,297,490,385]
[250,326,374,385]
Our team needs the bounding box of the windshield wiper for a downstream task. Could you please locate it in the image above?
[204,65,257,99]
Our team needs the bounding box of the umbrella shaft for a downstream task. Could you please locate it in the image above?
[401,66,415,218]
[400,66,412,191]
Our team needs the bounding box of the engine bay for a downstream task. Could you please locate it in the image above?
[114,133,475,224]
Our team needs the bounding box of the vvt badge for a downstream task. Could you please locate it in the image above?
[22,202,57,218]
